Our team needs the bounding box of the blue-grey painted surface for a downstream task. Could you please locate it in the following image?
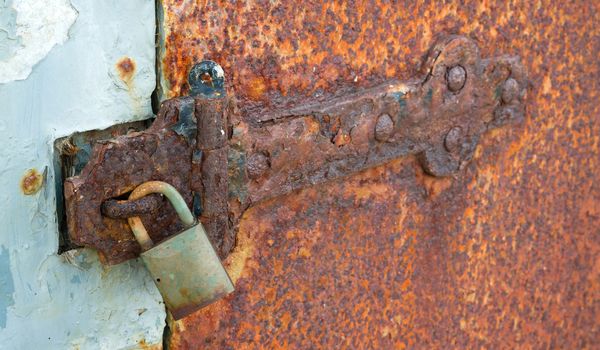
[0,0,165,348]
[0,247,15,329]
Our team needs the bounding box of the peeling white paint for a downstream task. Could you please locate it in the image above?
[0,0,78,84]
[0,1,163,349]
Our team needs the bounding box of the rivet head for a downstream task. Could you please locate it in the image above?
[501,78,519,104]
[444,127,463,153]
[246,153,270,179]
[446,66,466,92]
[375,114,394,142]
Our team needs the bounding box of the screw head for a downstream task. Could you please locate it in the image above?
[188,60,225,96]
[446,66,467,92]
[501,78,519,104]
[374,114,394,142]
[444,127,463,153]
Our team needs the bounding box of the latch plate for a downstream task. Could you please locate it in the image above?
[62,35,527,264]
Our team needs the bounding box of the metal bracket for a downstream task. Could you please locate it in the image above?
[63,35,527,264]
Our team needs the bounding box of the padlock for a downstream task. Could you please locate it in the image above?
[127,181,234,320]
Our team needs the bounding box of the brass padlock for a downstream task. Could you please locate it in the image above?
[127,181,234,320]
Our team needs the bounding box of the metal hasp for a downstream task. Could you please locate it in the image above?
[63,35,527,264]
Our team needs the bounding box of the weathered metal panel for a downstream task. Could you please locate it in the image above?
[65,36,526,265]
[158,0,599,348]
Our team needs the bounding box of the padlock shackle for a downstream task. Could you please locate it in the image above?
[127,181,195,251]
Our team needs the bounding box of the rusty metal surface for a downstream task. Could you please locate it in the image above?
[231,36,525,204]
[64,37,524,265]
[194,95,236,257]
[64,99,195,263]
[157,0,600,349]
[64,60,238,264]
[224,35,527,252]
[101,193,163,219]
[54,119,151,253]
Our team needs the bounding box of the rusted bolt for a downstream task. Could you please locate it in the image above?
[101,193,163,219]
[374,113,394,142]
[246,153,270,179]
[188,60,225,95]
[20,168,44,195]
[446,66,466,92]
[444,127,463,153]
[501,78,519,104]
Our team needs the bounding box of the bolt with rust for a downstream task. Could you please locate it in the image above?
[446,65,466,92]
[501,78,519,104]
[246,153,270,179]
[374,113,394,142]
[188,60,225,96]
[444,127,463,153]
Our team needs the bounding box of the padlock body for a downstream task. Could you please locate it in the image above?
[141,222,234,320]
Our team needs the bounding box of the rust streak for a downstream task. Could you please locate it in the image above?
[116,56,136,85]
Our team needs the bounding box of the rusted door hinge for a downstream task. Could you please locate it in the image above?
[63,35,527,264]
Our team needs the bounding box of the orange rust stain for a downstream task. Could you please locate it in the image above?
[137,339,162,350]
[332,132,351,147]
[246,75,268,100]
[349,182,391,203]
[20,168,43,195]
[415,168,455,199]
[116,56,136,85]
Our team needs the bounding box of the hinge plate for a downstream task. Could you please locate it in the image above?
[62,35,527,264]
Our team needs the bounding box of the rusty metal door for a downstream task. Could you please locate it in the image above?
[157,2,598,349]
[62,1,598,348]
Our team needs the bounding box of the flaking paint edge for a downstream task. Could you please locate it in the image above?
[0,0,78,84]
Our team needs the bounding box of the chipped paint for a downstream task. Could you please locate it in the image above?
[0,0,21,61]
[0,0,77,83]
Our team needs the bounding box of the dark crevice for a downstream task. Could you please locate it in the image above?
[153,1,173,349]
[162,316,172,350]
[151,0,163,115]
